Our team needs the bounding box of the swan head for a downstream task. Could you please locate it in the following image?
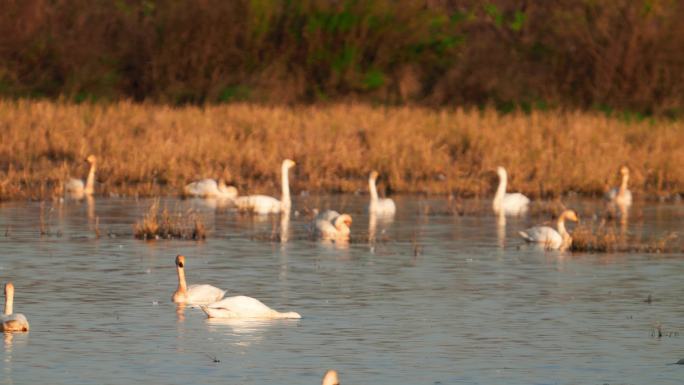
[175,255,186,269]
[86,154,97,164]
[283,159,296,169]
[560,210,579,222]
[4,282,13,298]
[369,170,379,180]
[322,369,340,385]
[496,166,507,179]
[620,166,630,176]
[333,214,353,238]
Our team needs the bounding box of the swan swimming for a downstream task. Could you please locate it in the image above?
[199,295,301,319]
[235,159,295,214]
[321,370,340,385]
[184,179,238,200]
[65,154,97,199]
[313,210,353,241]
[606,166,632,207]
[519,209,579,250]
[1,283,29,332]
[172,255,226,304]
[368,171,396,216]
[493,166,530,215]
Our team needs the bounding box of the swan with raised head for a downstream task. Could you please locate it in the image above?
[322,370,340,385]
[200,296,301,319]
[235,159,295,214]
[172,255,226,304]
[1,283,29,332]
[313,210,352,241]
[368,171,396,216]
[184,179,238,199]
[519,209,579,250]
[606,166,632,207]
[65,154,97,199]
[493,166,530,215]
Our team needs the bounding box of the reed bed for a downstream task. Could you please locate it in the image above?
[1,100,684,201]
[570,222,680,253]
[133,200,206,241]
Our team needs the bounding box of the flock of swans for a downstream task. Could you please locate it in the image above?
[7,156,632,383]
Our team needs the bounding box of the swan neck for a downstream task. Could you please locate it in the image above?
[177,266,187,292]
[619,173,629,194]
[281,165,291,209]
[85,162,96,195]
[369,177,379,202]
[494,173,507,206]
[4,289,13,315]
[557,215,568,238]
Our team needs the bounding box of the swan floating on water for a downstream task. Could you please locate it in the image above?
[1,283,29,332]
[200,295,301,319]
[184,179,238,200]
[322,369,340,385]
[606,166,632,207]
[368,171,396,216]
[172,255,226,304]
[519,209,579,250]
[493,166,530,215]
[235,159,295,214]
[313,210,352,241]
[65,154,97,199]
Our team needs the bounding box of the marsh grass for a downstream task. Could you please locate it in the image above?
[570,221,680,253]
[134,200,206,240]
[1,101,684,201]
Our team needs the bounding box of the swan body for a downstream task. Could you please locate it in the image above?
[184,179,237,199]
[235,159,295,214]
[368,171,396,216]
[322,370,340,385]
[172,255,226,304]
[65,155,97,199]
[606,166,632,207]
[1,283,29,332]
[493,166,530,215]
[200,295,301,319]
[314,210,352,240]
[519,209,579,250]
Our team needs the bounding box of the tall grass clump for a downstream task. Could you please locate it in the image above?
[570,222,680,253]
[0,101,683,201]
[134,200,206,240]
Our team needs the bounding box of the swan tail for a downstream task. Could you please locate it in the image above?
[518,231,532,242]
[276,311,302,319]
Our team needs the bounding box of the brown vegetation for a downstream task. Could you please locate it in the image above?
[134,200,206,240]
[1,100,683,201]
[570,222,680,253]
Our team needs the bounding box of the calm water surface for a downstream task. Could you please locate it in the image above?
[0,196,682,385]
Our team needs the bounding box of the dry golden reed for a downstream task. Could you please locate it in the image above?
[134,200,206,241]
[1,100,683,201]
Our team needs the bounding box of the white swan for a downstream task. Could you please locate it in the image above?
[172,255,226,304]
[519,209,579,250]
[606,166,632,207]
[322,370,340,385]
[1,283,29,332]
[368,171,396,216]
[493,166,530,215]
[200,296,301,319]
[184,179,238,199]
[65,154,97,198]
[314,210,353,241]
[235,159,295,214]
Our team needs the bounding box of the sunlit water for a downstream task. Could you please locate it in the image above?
[0,196,682,385]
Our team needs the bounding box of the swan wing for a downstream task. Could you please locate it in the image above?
[519,226,562,249]
[0,313,29,332]
[184,179,220,197]
[65,178,84,193]
[186,284,226,304]
[202,295,275,318]
[502,193,530,214]
[371,198,396,216]
[235,195,281,214]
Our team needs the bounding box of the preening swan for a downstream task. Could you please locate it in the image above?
[368,171,396,216]
[235,159,295,214]
[322,370,340,385]
[519,209,579,250]
[184,179,238,199]
[314,210,352,241]
[493,166,530,215]
[65,154,97,198]
[606,166,633,207]
[200,296,301,319]
[1,283,29,332]
[172,255,226,304]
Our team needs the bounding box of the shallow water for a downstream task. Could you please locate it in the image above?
[0,196,682,385]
